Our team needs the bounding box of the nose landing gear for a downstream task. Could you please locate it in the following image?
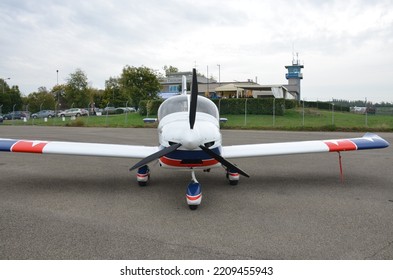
[186,170,202,210]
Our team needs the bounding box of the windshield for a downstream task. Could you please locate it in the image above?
[158,95,219,120]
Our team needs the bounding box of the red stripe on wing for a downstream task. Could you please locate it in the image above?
[11,141,48,153]
[324,140,357,152]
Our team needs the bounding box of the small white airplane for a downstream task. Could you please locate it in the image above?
[0,69,389,209]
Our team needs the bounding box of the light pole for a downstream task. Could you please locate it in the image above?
[302,98,305,127]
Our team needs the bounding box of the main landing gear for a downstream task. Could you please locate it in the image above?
[137,165,150,186]
[226,168,240,185]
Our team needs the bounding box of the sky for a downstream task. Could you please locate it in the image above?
[1,0,393,102]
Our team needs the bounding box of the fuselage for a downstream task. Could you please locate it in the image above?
[157,95,222,170]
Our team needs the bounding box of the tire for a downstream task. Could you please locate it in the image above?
[189,205,198,210]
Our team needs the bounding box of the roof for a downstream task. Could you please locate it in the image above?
[215,84,239,92]
[215,83,289,92]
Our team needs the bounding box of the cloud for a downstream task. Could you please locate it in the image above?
[1,0,392,102]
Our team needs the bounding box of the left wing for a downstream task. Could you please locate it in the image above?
[222,133,389,159]
[0,138,159,159]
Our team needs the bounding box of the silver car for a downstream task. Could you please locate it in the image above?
[57,108,84,117]
[31,110,55,119]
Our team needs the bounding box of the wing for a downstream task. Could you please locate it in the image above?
[222,133,389,159]
[0,138,159,159]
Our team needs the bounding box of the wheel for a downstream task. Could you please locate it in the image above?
[189,205,198,210]
[229,180,238,186]
[138,181,147,187]
[33,115,37,119]
[60,114,65,118]
[76,113,81,117]
[48,115,52,118]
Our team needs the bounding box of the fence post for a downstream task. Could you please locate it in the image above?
[244,98,248,126]
[273,98,275,127]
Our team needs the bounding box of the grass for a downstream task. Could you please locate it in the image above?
[220,108,393,131]
[3,109,393,132]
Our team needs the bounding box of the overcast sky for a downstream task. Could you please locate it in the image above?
[1,0,392,102]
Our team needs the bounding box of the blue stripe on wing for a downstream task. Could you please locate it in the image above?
[351,133,389,150]
[0,139,18,152]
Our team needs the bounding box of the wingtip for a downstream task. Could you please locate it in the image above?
[360,132,389,149]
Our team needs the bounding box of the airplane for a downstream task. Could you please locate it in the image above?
[0,69,389,210]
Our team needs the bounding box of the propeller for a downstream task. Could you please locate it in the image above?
[199,145,250,177]
[129,68,249,178]
[189,68,198,129]
[129,143,181,171]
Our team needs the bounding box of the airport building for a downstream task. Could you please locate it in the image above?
[160,58,303,100]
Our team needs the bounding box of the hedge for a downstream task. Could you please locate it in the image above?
[139,98,297,116]
[302,101,350,112]
[211,98,288,115]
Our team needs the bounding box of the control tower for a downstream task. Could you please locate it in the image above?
[285,53,304,100]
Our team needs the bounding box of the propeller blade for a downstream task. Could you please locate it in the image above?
[199,145,250,177]
[189,68,198,129]
[129,143,182,171]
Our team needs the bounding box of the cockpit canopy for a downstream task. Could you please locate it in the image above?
[158,95,219,121]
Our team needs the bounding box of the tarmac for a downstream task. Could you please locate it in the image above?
[0,126,392,259]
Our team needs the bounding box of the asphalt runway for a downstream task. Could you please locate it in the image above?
[0,126,392,259]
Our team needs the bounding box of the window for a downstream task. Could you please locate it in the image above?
[158,95,219,120]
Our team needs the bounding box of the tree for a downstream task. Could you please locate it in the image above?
[103,77,130,107]
[25,87,56,113]
[65,69,89,108]
[0,79,23,113]
[89,88,105,109]
[51,84,67,110]
[163,65,179,76]
[119,66,162,109]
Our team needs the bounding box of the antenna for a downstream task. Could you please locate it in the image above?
[292,42,295,64]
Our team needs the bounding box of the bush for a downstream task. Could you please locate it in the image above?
[65,118,85,127]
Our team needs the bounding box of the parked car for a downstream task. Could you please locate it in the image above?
[117,107,136,113]
[103,107,117,114]
[80,108,89,116]
[57,108,84,117]
[0,115,3,123]
[31,110,55,119]
[3,111,28,120]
